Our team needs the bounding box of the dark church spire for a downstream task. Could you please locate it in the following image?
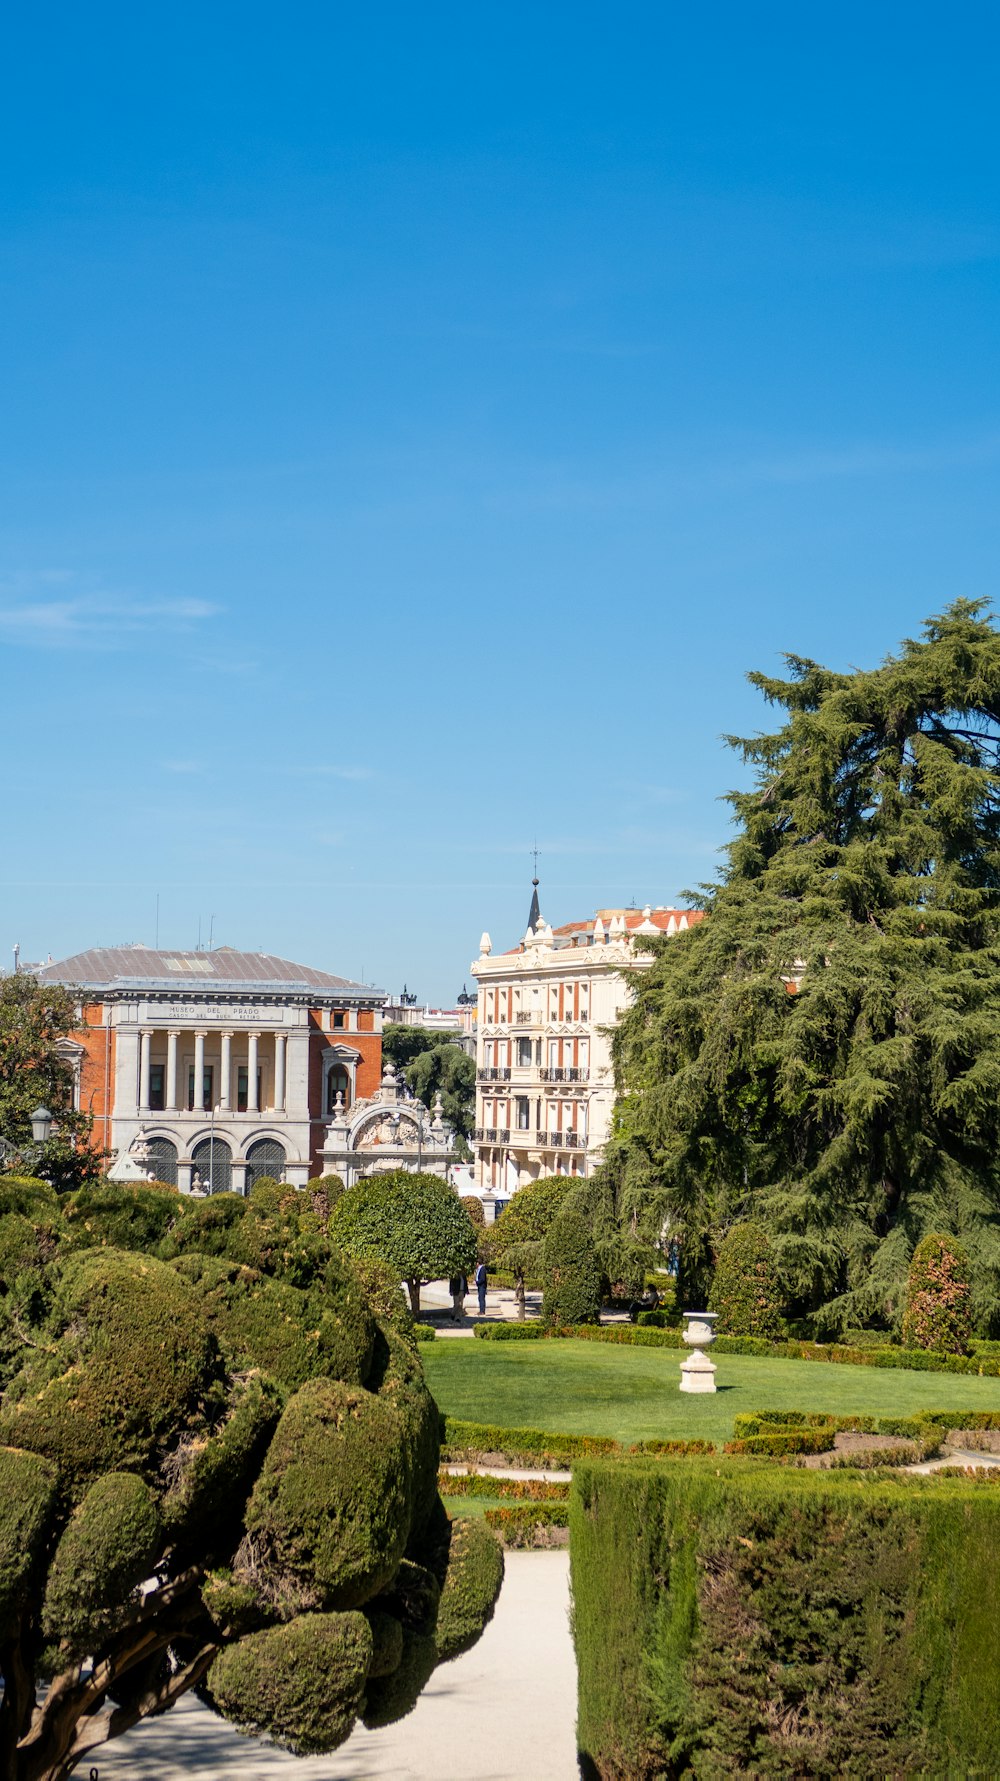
[527,843,541,933]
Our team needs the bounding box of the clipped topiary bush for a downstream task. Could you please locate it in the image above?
[0,1180,502,1776]
[542,1209,602,1327]
[460,1194,485,1227]
[572,1458,1000,1778]
[430,1515,505,1661]
[208,1611,373,1754]
[491,1175,574,1257]
[708,1221,783,1338]
[903,1232,973,1354]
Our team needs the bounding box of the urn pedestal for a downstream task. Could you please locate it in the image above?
[679,1311,718,1394]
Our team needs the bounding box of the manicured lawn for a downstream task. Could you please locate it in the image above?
[422,1338,1000,1446]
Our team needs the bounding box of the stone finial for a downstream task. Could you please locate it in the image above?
[480,932,492,956]
[593,916,605,943]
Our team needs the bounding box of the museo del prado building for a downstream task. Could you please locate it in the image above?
[40,945,455,1193]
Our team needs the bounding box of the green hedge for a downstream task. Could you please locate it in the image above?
[724,1427,833,1457]
[483,1503,568,1544]
[572,1459,1000,1778]
[437,1472,569,1502]
[440,1418,715,1468]
[440,1420,619,1467]
[469,1319,1000,1376]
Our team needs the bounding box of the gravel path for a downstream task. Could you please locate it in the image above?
[99,1552,577,1780]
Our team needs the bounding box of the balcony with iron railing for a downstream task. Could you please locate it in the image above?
[539,1066,589,1083]
[535,1129,584,1148]
[477,1066,512,1082]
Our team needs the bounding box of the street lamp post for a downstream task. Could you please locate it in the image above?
[0,1106,56,1178]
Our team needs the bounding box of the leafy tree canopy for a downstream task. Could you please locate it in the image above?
[328,1170,477,1314]
[607,601,1000,1334]
[490,1176,575,1257]
[404,1044,475,1141]
[382,1025,475,1149]
[0,1177,501,1779]
[0,975,101,1190]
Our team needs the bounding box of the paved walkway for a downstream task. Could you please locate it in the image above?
[420,1278,632,1335]
[100,1552,577,1780]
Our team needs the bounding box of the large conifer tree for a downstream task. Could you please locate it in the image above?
[609,601,1000,1332]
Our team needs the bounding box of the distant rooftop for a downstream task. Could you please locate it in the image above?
[502,905,705,955]
[38,945,383,999]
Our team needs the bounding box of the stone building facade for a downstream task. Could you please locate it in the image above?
[39,946,386,1192]
[471,887,703,1193]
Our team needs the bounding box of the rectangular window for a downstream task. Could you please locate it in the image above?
[187,1066,214,1111]
[149,1065,165,1112]
[332,1011,346,1030]
[236,1068,262,1112]
[515,1096,530,1130]
[517,1037,532,1066]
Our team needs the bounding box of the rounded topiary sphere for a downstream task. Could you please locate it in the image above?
[209,1611,373,1755]
[244,1377,414,1609]
[541,1209,602,1326]
[903,1233,972,1354]
[708,1222,783,1338]
[460,1195,485,1228]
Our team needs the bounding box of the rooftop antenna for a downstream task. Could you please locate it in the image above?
[209,913,215,950]
[155,893,159,950]
[197,915,202,952]
[531,839,540,882]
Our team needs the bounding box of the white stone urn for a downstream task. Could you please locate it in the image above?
[679,1310,718,1394]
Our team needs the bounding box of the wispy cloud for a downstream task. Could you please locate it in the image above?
[286,764,377,782]
[162,759,203,775]
[0,577,220,649]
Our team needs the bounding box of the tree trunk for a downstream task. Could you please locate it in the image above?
[406,1278,421,1316]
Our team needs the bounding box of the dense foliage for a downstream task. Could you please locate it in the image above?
[903,1232,973,1354]
[708,1222,783,1337]
[572,1457,1000,1778]
[382,1025,475,1143]
[0,975,101,1190]
[607,602,1000,1335]
[328,1170,477,1314]
[0,1177,501,1779]
[490,1175,574,1256]
[541,1209,602,1327]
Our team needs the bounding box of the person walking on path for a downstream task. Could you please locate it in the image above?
[475,1257,488,1316]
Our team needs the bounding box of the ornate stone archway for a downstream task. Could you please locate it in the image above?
[319,1063,455,1186]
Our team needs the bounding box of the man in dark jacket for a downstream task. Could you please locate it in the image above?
[474,1257,488,1316]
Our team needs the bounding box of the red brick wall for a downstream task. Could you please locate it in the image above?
[74,1002,115,1166]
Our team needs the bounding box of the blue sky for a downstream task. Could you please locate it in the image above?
[2,4,999,999]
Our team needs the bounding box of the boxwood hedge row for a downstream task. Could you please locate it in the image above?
[571,1459,1000,1778]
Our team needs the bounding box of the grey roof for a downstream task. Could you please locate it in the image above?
[38,946,383,999]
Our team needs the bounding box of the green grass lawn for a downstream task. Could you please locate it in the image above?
[422,1338,1000,1446]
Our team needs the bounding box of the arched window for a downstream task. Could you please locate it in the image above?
[146,1137,178,1186]
[191,1137,232,1196]
[327,1065,351,1113]
[245,1137,286,1190]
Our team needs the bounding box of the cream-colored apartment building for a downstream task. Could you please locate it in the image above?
[471,886,703,1194]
